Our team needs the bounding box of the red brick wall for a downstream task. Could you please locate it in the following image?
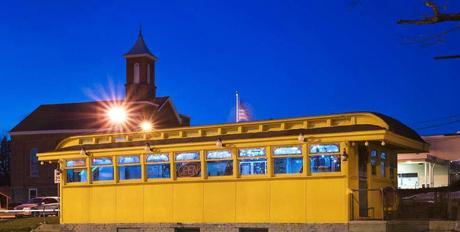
[125,56,156,100]
[9,133,70,204]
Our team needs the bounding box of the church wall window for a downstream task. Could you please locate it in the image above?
[147,64,150,84]
[30,148,39,177]
[134,63,140,83]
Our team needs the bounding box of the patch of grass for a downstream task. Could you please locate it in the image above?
[0,216,59,232]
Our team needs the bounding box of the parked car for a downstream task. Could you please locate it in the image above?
[13,197,59,217]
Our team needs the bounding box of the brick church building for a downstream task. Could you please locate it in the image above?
[8,31,190,204]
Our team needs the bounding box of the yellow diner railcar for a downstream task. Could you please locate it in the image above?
[37,112,427,231]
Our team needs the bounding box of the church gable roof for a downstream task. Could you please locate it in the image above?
[9,97,183,135]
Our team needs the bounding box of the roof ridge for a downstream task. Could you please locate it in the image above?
[40,100,115,107]
[40,97,169,107]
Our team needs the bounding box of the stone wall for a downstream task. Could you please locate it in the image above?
[57,221,460,232]
[60,223,347,232]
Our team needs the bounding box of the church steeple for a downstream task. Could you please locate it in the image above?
[124,29,157,101]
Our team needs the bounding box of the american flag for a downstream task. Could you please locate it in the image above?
[236,92,251,122]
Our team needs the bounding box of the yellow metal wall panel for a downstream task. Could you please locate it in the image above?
[62,187,89,224]
[203,182,236,222]
[143,184,174,222]
[173,182,204,223]
[116,185,144,223]
[306,178,347,223]
[269,179,306,223]
[89,186,117,223]
[235,180,270,222]
[367,188,382,219]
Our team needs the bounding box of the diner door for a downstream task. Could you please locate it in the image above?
[358,145,368,218]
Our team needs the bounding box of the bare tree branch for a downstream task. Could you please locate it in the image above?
[434,55,460,60]
[398,1,460,25]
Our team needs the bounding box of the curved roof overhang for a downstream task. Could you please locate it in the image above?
[37,112,428,161]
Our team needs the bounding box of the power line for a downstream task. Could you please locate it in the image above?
[434,55,460,60]
[417,119,460,131]
[411,113,460,126]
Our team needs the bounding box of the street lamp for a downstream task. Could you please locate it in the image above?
[107,106,127,125]
[140,121,153,132]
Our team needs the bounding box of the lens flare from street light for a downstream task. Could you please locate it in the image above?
[85,81,161,132]
[140,121,153,132]
[107,106,128,125]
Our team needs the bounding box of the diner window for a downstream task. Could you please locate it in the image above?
[380,152,387,177]
[206,150,233,177]
[370,150,377,175]
[238,148,266,175]
[310,144,340,153]
[92,157,114,181]
[118,155,141,180]
[175,152,201,178]
[309,144,341,173]
[273,145,303,174]
[65,159,87,183]
[146,153,170,179]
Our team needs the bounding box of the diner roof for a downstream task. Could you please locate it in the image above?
[39,112,427,156]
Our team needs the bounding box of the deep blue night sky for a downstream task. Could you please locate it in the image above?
[0,1,459,136]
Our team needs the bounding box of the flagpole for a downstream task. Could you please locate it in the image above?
[236,91,239,123]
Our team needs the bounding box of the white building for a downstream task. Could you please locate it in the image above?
[398,133,460,189]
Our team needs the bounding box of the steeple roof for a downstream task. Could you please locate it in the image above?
[124,29,156,59]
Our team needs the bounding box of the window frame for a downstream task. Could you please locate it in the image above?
[308,143,342,174]
[91,157,115,182]
[28,188,37,200]
[238,147,267,176]
[29,148,39,177]
[64,159,88,184]
[133,62,140,83]
[380,152,387,178]
[147,64,151,84]
[145,153,171,180]
[117,155,142,181]
[174,151,202,178]
[272,145,304,176]
[205,149,234,178]
[370,150,378,176]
